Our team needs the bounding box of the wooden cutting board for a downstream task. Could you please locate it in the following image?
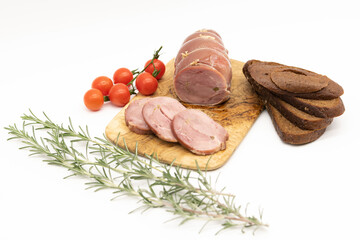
[105,59,263,170]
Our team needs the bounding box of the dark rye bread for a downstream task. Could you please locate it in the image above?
[247,73,333,130]
[279,95,345,118]
[243,60,345,118]
[244,60,344,100]
[270,98,333,130]
[266,104,327,145]
[243,59,345,145]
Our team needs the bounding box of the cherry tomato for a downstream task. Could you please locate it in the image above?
[113,68,133,85]
[144,59,166,80]
[109,83,130,107]
[91,76,113,96]
[136,72,158,96]
[84,88,104,111]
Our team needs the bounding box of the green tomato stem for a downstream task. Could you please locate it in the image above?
[103,96,110,102]
[127,46,163,87]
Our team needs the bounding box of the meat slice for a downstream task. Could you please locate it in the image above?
[183,31,223,45]
[174,30,231,106]
[175,48,232,83]
[125,98,152,135]
[172,109,229,155]
[142,97,186,142]
[195,29,222,39]
[175,65,230,105]
[174,48,231,105]
[174,37,229,67]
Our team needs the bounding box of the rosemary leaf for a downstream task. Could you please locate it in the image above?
[5,110,267,234]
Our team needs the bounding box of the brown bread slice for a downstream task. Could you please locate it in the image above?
[243,60,344,100]
[247,74,333,130]
[271,98,333,130]
[243,60,345,118]
[266,104,327,145]
[279,95,345,118]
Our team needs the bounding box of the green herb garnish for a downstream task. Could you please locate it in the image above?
[5,110,267,234]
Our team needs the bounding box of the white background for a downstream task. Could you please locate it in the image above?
[1,0,359,239]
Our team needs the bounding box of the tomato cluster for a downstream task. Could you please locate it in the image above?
[83,48,166,111]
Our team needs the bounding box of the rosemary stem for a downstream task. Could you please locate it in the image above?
[180,206,254,225]
[25,111,234,198]
[5,111,266,234]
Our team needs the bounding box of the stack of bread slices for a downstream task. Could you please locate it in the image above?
[243,60,345,145]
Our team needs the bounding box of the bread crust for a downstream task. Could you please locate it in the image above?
[279,95,345,118]
[244,60,344,100]
[247,73,333,130]
[242,59,345,145]
[266,104,326,145]
[243,60,345,118]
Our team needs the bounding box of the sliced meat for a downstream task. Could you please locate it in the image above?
[174,48,231,105]
[174,30,231,106]
[195,29,222,39]
[174,65,230,105]
[171,109,229,155]
[183,31,223,45]
[142,97,186,142]
[175,37,228,66]
[175,48,231,83]
[125,98,152,135]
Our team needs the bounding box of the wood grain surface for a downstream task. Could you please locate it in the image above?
[105,59,263,170]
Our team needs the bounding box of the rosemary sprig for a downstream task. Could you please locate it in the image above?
[5,110,267,234]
